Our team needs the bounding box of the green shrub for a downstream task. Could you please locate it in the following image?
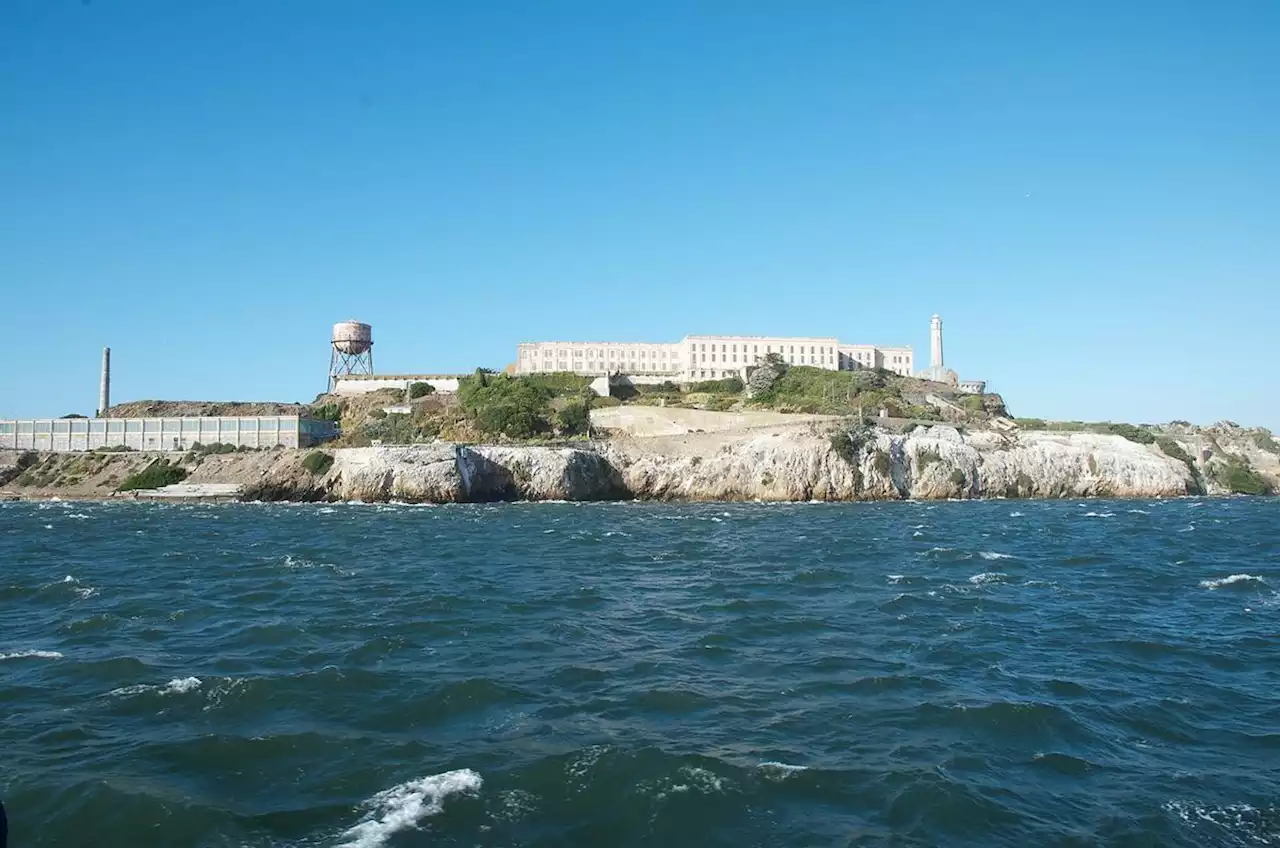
[310,402,343,422]
[950,468,968,487]
[1104,423,1155,445]
[301,451,334,475]
[1211,458,1272,495]
[519,372,594,396]
[829,422,873,465]
[829,431,857,464]
[1156,437,1194,465]
[368,408,388,420]
[689,377,744,394]
[556,399,591,436]
[458,372,554,439]
[194,442,238,456]
[1254,430,1280,454]
[704,395,736,412]
[408,382,434,399]
[917,448,942,471]
[93,444,135,453]
[872,450,892,476]
[117,460,188,491]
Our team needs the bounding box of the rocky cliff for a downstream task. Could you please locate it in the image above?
[243,422,1201,503]
[4,420,1268,504]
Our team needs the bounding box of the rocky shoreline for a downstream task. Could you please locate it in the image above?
[6,421,1273,504]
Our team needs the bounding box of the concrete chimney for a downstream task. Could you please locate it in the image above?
[99,347,111,417]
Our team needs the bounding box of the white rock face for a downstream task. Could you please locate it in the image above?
[309,425,1197,503]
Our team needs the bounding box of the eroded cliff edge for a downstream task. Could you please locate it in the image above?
[5,420,1273,504]
[251,423,1206,503]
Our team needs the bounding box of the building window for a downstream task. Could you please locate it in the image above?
[732,344,737,353]
[711,354,716,362]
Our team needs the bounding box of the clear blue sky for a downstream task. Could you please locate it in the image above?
[2,1,1277,427]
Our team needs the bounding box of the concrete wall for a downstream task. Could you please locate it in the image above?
[590,406,833,437]
[333,376,461,396]
[0,416,335,452]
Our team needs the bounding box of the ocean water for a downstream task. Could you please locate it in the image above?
[2,498,1278,847]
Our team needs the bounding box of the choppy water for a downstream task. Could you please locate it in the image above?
[2,498,1279,847]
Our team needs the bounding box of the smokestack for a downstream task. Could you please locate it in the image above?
[99,347,111,417]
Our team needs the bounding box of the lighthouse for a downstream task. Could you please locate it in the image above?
[930,314,944,371]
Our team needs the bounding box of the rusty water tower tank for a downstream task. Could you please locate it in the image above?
[328,320,374,392]
[331,321,373,355]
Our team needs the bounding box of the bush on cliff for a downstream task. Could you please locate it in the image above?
[310,402,343,422]
[458,372,553,440]
[689,377,744,395]
[408,382,435,399]
[556,398,592,436]
[1103,423,1156,445]
[117,460,187,492]
[1254,430,1280,454]
[1210,457,1272,495]
[302,451,334,475]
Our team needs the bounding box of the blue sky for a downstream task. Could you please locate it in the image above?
[2,1,1277,427]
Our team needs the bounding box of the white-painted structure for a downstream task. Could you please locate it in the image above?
[914,313,987,393]
[517,335,915,381]
[98,347,111,417]
[0,416,337,452]
[331,374,462,396]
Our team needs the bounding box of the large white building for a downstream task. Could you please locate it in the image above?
[516,334,914,381]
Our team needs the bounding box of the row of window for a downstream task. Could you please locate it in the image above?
[0,418,301,436]
[694,342,836,355]
[534,348,672,360]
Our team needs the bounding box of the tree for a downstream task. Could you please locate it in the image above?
[746,353,789,396]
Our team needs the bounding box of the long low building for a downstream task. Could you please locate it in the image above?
[516,334,914,381]
[0,415,337,452]
[330,374,463,397]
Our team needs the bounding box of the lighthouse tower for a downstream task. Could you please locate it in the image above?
[930,314,944,370]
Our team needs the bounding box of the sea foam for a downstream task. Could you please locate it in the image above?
[0,649,63,660]
[109,676,202,697]
[1199,574,1267,590]
[338,769,482,848]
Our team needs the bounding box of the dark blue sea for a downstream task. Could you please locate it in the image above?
[2,498,1278,847]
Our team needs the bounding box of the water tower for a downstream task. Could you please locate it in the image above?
[328,320,374,392]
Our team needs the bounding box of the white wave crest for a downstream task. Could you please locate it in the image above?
[338,769,482,848]
[1200,574,1267,590]
[757,761,808,780]
[1009,511,1024,518]
[1082,511,1116,518]
[886,575,906,584]
[110,676,202,697]
[0,649,64,660]
[979,551,1013,560]
[969,572,1008,585]
[1163,800,1279,843]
